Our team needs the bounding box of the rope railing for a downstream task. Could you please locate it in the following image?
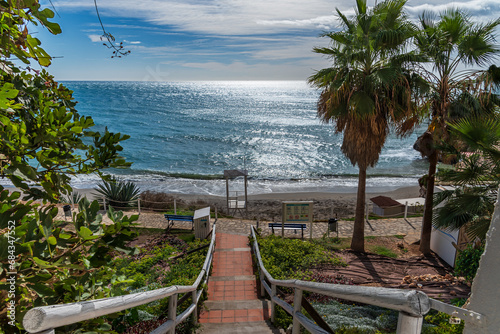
[66,196,212,215]
[22,224,217,334]
[365,201,424,222]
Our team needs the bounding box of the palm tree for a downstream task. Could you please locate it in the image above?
[413,10,500,254]
[309,0,420,252]
[433,116,500,241]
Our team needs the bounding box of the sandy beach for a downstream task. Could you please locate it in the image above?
[75,185,422,221]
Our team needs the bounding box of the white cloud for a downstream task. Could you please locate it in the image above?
[88,34,102,42]
[50,0,499,80]
[406,0,500,21]
[55,0,500,37]
[53,0,341,35]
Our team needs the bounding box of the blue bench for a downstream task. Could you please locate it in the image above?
[164,214,194,231]
[268,223,307,239]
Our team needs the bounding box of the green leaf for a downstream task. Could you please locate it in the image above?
[33,257,53,268]
[32,282,56,297]
[78,226,100,240]
[47,236,57,245]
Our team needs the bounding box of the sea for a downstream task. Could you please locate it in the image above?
[7,81,430,195]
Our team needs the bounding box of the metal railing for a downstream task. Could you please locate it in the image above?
[22,224,217,334]
[250,225,484,334]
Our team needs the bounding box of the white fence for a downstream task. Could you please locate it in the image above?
[22,225,217,334]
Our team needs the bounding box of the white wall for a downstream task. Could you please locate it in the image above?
[430,227,459,267]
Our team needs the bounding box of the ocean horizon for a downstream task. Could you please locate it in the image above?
[3,80,429,195]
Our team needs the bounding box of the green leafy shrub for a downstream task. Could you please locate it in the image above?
[422,299,466,334]
[257,235,346,280]
[454,243,484,282]
[273,305,293,330]
[422,310,465,334]
[312,300,399,333]
[370,246,398,258]
[0,193,138,333]
[108,234,210,331]
[95,177,141,209]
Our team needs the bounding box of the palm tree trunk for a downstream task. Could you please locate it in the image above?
[351,166,366,252]
[419,151,438,255]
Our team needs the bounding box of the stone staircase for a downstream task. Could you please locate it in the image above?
[196,233,283,333]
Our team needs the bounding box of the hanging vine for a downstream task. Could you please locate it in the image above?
[94,0,131,58]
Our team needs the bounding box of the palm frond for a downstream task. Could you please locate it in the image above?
[466,217,492,240]
[449,117,500,152]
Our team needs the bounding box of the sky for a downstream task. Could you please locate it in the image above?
[34,0,500,81]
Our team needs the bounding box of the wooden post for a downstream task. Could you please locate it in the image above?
[191,290,198,325]
[174,199,177,215]
[365,202,369,222]
[167,294,178,334]
[310,220,313,240]
[138,198,141,215]
[292,288,303,334]
[329,207,334,238]
[260,272,265,297]
[281,218,284,238]
[396,312,423,333]
[225,176,229,214]
[271,284,277,323]
[244,174,248,216]
[103,197,107,211]
[404,201,408,219]
[215,206,218,220]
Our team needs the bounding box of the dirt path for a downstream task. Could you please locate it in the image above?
[319,251,470,302]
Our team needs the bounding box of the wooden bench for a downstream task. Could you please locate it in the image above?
[164,214,194,231]
[268,223,307,239]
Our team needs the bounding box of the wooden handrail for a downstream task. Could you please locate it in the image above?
[251,225,430,334]
[23,224,217,334]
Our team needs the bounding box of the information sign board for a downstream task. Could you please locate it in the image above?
[282,201,314,238]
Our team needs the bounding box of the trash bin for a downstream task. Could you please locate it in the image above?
[328,218,338,232]
[63,205,72,218]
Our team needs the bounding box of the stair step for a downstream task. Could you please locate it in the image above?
[204,299,271,310]
[196,321,284,334]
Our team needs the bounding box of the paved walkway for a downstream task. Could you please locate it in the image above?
[196,233,281,333]
[122,210,422,239]
[55,206,422,239]
[214,217,422,239]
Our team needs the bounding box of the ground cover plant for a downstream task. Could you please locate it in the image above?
[106,229,210,333]
[256,234,346,280]
[257,233,467,333]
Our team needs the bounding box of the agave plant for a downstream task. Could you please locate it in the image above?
[60,191,86,205]
[94,177,141,209]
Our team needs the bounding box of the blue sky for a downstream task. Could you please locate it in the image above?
[36,0,500,81]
